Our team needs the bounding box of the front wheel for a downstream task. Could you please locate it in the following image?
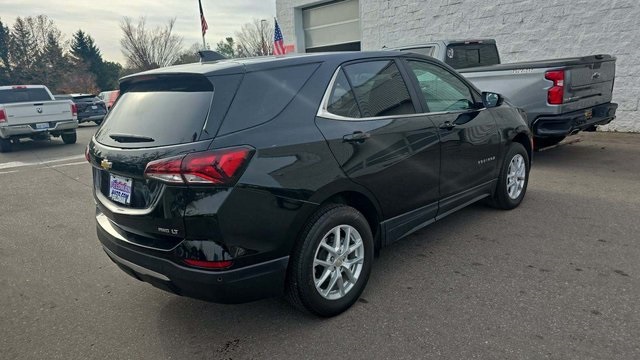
[487,142,530,210]
[286,205,374,317]
[61,132,77,144]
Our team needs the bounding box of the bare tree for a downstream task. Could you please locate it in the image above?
[120,17,183,71]
[235,19,273,57]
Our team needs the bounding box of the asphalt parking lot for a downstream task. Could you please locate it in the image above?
[1,126,639,359]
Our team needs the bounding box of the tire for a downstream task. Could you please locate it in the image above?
[0,138,12,153]
[61,132,77,145]
[534,136,564,150]
[286,204,374,317]
[487,142,529,210]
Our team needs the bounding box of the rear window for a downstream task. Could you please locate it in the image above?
[445,44,500,69]
[95,75,214,148]
[73,95,100,102]
[0,88,51,104]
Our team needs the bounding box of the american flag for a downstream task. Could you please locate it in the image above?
[199,0,208,36]
[273,19,285,55]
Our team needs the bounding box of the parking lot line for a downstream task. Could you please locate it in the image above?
[0,154,85,170]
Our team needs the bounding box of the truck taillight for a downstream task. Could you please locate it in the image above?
[71,103,78,117]
[0,109,6,123]
[545,70,565,105]
[144,147,254,185]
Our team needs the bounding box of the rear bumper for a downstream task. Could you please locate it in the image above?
[532,102,617,138]
[0,120,78,138]
[96,211,289,304]
[78,114,105,123]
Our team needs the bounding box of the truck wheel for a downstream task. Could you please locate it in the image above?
[286,204,374,317]
[534,136,564,150]
[61,132,77,145]
[487,142,529,210]
[0,138,12,153]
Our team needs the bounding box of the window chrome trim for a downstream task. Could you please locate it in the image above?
[317,66,487,121]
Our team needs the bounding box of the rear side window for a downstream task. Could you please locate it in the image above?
[95,75,213,148]
[326,69,361,118]
[343,60,415,117]
[445,44,500,69]
[0,88,51,103]
[218,63,320,135]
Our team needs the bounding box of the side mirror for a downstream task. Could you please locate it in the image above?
[482,92,503,108]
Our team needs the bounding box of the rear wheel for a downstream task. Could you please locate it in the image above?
[0,138,12,153]
[61,132,77,144]
[286,205,374,317]
[487,142,529,210]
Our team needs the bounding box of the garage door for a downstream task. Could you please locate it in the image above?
[303,0,360,52]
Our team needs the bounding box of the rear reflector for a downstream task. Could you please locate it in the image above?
[545,70,565,105]
[0,109,6,123]
[183,259,233,269]
[144,146,254,185]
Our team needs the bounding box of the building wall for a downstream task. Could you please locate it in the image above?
[276,0,640,132]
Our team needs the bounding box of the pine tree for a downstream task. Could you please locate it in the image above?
[0,19,12,84]
[39,32,71,91]
[8,17,40,84]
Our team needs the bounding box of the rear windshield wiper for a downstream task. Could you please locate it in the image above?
[109,133,155,143]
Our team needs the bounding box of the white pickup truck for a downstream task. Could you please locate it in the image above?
[0,85,79,152]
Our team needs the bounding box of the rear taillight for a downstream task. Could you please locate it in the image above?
[144,147,253,185]
[0,109,6,123]
[545,70,565,105]
[183,259,233,269]
[71,103,78,117]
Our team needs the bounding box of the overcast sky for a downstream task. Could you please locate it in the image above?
[1,0,276,64]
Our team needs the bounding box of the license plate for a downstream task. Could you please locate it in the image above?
[109,174,133,205]
[35,123,49,129]
[91,105,98,110]
[585,109,593,120]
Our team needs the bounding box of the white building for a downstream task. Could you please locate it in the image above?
[276,0,640,132]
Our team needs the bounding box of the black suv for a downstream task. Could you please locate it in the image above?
[88,51,532,317]
[55,94,107,124]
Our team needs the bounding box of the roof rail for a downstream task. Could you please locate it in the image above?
[198,50,226,62]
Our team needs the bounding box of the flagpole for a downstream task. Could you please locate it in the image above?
[202,33,206,50]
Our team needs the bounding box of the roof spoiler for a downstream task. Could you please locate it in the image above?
[198,50,226,62]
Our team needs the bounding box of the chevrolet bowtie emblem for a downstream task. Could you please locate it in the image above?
[101,159,113,170]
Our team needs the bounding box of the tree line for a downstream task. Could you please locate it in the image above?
[0,15,279,94]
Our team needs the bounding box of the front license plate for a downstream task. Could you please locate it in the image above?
[35,123,49,129]
[109,174,133,205]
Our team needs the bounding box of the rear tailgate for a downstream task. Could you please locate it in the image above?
[91,73,216,249]
[564,56,615,112]
[2,100,74,126]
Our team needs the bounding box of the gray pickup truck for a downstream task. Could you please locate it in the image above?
[398,40,617,148]
[0,85,78,152]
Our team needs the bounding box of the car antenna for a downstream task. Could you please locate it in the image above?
[198,50,226,62]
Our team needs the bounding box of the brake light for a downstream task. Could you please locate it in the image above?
[545,70,565,105]
[144,147,253,185]
[183,259,233,269]
[71,103,78,117]
[0,109,6,123]
[12,85,27,89]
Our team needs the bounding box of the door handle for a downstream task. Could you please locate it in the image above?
[439,121,456,130]
[343,131,371,143]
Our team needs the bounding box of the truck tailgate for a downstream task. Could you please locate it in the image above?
[2,100,74,126]
[565,58,615,112]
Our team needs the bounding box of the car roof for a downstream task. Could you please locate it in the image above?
[121,51,412,81]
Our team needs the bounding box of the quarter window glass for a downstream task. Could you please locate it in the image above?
[343,60,415,117]
[326,69,361,118]
[407,61,476,112]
